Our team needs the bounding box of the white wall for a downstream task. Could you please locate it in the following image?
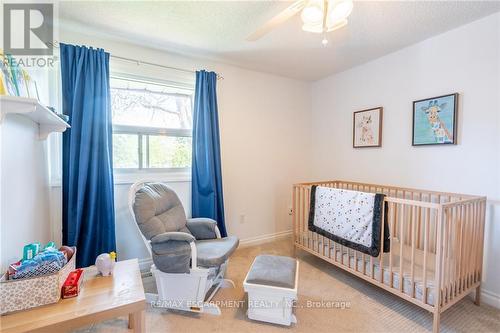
[310,13,500,305]
[0,60,56,272]
[0,115,52,271]
[49,29,311,261]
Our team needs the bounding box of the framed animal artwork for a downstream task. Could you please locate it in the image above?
[412,93,458,146]
[353,107,383,148]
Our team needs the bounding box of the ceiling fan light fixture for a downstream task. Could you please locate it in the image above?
[328,0,353,23]
[326,18,348,32]
[300,0,324,25]
[302,22,323,33]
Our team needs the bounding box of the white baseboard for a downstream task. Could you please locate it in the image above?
[239,230,293,248]
[470,288,500,309]
[136,230,293,272]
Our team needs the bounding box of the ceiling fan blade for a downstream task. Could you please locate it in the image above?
[246,0,307,41]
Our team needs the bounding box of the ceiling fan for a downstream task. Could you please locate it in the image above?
[246,0,354,43]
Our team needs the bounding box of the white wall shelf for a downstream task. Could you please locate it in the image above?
[0,96,70,140]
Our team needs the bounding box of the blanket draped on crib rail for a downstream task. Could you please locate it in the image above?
[308,185,390,257]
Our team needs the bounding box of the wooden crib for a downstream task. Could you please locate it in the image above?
[292,180,486,333]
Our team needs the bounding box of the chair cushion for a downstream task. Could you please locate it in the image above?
[133,183,189,239]
[246,255,297,289]
[195,236,239,268]
[186,218,218,240]
[151,239,192,274]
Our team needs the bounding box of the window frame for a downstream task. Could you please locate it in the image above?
[112,124,192,174]
[109,74,194,176]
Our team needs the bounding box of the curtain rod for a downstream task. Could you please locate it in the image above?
[48,41,224,80]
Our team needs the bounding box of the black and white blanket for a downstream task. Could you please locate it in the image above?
[308,185,390,257]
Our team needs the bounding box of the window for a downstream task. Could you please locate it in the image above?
[110,76,193,172]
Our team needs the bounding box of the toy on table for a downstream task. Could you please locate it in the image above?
[59,245,74,261]
[95,251,116,276]
[61,269,84,299]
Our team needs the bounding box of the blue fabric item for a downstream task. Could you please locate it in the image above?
[192,70,227,237]
[60,43,116,268]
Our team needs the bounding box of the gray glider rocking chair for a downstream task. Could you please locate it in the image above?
[129,181,239,315]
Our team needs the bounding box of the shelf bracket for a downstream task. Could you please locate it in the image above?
[39,124,68,140]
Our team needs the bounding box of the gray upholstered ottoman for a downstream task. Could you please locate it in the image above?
[243,255,299,326]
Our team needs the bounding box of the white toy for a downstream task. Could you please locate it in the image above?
[95,252,116,276]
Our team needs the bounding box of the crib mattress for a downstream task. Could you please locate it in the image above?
[298,235,436,306]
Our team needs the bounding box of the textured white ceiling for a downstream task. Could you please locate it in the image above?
[59,1,500,81]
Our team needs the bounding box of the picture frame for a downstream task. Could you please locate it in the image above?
[412,93,458,146]
[353,107,383,148]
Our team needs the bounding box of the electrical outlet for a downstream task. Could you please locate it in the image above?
[288,207,293,216]
[239,214,246,224]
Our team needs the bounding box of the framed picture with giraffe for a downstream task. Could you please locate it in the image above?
[412,93,458,146]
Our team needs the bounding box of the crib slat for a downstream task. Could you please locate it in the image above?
[466,203,471,289]
[316,230,319,254]
[475,202,481,283]
[417,193,422,249]
[458,204,465,294]
[307,187,311,249]
[410,206,416,298]
[474,202,479,283]
[328,238,332,260]
[450,206,457,299]
[293,186,297,245]
[298,187,302,245]
[325,236,329,257]
[471,203,478,284]
[441,209,450,303]
[349,248,353,270]
[370,254,374,279]
[477,201,486,289]
[435,208,444,307]
[389,202,395,288]
[443,208,448,302]
[467,203,473,289]
[354,243,358,272]
[462,204,468,290]
[379,199,386,283]
[448,206,454,299]
[399,205,405,292]
[453,206,459,297]
[422,207,429,304]
[304,187,308,248]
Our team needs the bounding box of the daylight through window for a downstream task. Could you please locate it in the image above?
[110,76,193,171]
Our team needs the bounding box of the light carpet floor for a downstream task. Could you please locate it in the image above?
[76,237,500,333]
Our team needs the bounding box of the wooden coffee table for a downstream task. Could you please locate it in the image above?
[0,258,146,333]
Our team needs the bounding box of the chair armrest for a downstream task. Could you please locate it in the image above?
[186,218,220,240]
[151,231,195,244]
[150,232,198,273]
